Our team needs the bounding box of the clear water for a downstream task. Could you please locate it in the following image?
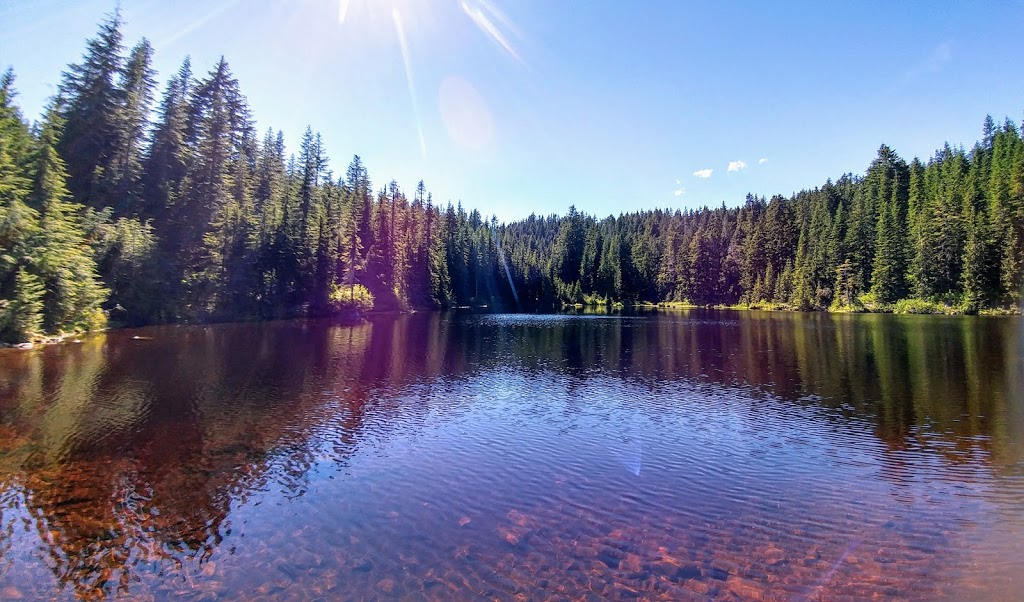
[0,310,1022,600]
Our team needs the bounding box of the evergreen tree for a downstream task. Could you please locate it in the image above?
[0,70,35,175]
[111,39,156,214]
[143,58,192,222]
[29,105,107,334]
[0,98,42,341]
[961,206,990,312]
[870,167,910,303]
[173,57,252,318]
[57,11,125,207]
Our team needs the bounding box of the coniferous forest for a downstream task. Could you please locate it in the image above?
[2,16,1023,343]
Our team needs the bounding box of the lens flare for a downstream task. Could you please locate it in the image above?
[438,76,494,152]
[460,0,523,65]
[392,8,427,158]
[333,0,527,157]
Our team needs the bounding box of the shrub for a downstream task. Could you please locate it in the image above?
[329,283,375,313]
[856,292,892,313]
[79,307,108,332]
[892,298,968,315]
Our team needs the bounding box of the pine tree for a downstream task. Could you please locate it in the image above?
[29,105,108,334]
[2,268,45,341]
[961,206,990,312]
[0,70,35,176]
[989,120,1024,304]
[0,105,42,341]
[111,39,156,215]
[173,57,252,318]
[426,196,451,306]
[339,155,370,301]
[57,12,125,207]
[870,171,909,303]
[552,204,585,289]
[143,58,192,222]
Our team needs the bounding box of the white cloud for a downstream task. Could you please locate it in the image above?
[758,158,768,165]
[728,160,747,173]
[693,168,713,179]
[673,188,685,197]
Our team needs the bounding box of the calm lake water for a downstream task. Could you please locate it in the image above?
[0,310,1022,601]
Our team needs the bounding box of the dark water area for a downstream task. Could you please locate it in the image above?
[0,310,1022,601]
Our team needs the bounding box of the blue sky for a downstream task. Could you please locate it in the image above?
[2,0,1022,222]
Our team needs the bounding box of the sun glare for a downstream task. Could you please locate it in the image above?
[459,0,522,64]
[332,0,524,157]
[391,7,427,158]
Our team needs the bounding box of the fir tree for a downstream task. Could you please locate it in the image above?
[57,11,125,207]
[29,105,107,334]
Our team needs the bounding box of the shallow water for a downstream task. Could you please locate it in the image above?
[0,310,1022,601]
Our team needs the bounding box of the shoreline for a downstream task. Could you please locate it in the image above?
[565,300,1022,316]
[4,302,1020,352]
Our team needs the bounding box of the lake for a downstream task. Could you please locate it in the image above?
[0,310,1022,601]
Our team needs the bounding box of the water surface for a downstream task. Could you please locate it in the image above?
[1,310,1022,600]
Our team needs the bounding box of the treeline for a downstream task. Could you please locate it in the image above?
[525,127,1024,313]
[1,16,1022,342]
[0,15,457,343]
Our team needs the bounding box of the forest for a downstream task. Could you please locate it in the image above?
[1,16,1022,343]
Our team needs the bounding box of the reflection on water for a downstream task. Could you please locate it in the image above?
[0,310,1021,600]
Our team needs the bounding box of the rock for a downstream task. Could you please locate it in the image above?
[458,516,472,527]
[498,526,529,547]
[2,587,23,600]
[507,509,529,527]
[277,563,299,580]
[352,559,374,573]
[726,575,766,601]
[764,545,786,566]
[501,528,520,546]
[675,564,702,580]
[597,547,626,569]
[705,566,730,581]
[377,578,395,594]
[611,584,642,599]
[620,553,644,573]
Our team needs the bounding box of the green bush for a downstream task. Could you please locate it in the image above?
[893,298,965,315]
[893,298,935,314]
[329,283,375,313]
[77,307,108,333]
[856,292,892,313]
[828,298,864,313]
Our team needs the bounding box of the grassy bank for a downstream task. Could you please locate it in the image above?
[565,296,1022,316]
